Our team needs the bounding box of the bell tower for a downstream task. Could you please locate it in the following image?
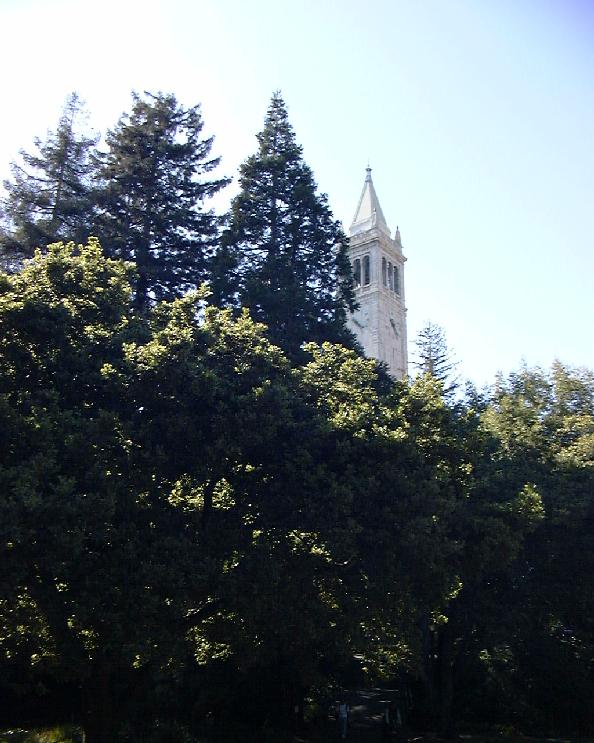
[347,168,408,378]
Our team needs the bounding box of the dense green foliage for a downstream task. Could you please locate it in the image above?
[96,92,228,310]
[412,321,459,396]
[212,93,357,360]
[0,91,227,311]
[0,93,97,265]
[1,242,591,742]
[0,93,592,743]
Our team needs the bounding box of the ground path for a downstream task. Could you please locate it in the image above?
[292,688,582,743]
[344,687,402,741]
[296,687,409,743]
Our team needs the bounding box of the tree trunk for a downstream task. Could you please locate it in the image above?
[438,647,456,739]
[82,662,116,743]
[419,616,438,716]
[419,618,458,738]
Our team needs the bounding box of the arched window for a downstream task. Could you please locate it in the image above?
[382,256,387,287]
[393,265,400,294]
[388,262,393,291]
[363,255,370,285]
[353,258,361,286]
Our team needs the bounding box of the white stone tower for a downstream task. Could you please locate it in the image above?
[347,168,408,378]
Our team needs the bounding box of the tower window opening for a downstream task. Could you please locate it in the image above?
[353,258,361,286]
[363,255,370,285]
[393,265,400,294]
[388,262,393,291]
[382,257,387,287]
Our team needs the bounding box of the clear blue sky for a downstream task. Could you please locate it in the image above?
[1,0,593,386]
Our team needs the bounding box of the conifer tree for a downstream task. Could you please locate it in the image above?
[96,91,228,310]
[0,92,98,266]
[213,92,356,360]
[413,321,459,395]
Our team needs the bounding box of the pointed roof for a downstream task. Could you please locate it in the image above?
[350,167,390,236]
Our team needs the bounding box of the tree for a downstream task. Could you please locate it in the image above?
[0,240,207,743]
[0,93,98,266]
[4,245,590,739]
[413,321,459,395]
[0,239,357,740]
[213,92,357,361]
[479,362,594,734]
[96,91,228,310]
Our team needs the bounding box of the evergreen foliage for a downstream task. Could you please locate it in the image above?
[0,94,592,743]
[96,91,228,310]
[413,320,459,394]
[0,93,98,267]
[213,92,356,360]
[471,362,594,734]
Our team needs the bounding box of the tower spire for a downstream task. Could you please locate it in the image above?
[351,166,390,235]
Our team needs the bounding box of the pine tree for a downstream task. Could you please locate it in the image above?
[0,92,98,266]
[96,91,228,310]
[213,92,356,360]
[413,321,459,394]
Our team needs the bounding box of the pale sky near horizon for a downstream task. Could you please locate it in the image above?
[1,0,593,387]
